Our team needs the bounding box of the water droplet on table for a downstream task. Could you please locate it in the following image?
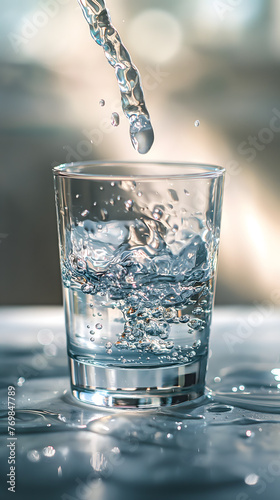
[207,404,233,413]
[43,446,56,458]
[245,473,259,486]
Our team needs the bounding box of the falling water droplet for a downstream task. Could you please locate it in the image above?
[111,112,120,127]
[129,114,154,154]
[81,210,89,217]
[194,120,200,127]
[99,99,105,107]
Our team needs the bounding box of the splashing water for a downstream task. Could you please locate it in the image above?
[77,0,154,154]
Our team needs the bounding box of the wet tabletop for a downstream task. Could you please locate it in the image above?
[0,306,280,500]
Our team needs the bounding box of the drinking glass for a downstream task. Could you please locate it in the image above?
[53,161,225,408]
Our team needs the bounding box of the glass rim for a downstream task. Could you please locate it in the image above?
[53,161,225,180]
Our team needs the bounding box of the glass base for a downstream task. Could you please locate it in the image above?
[69,356,207,409]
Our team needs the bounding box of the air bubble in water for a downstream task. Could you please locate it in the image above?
[17,377,25,387]
[125,199,134,211]
[194,120,200,127]
[152,208,163,220]
[168,189,179,202]
[101,208,108,221]
[192,307,203,315]
[111,112,120,127]
[179,315,189,323]
[192,340,201,349]
[96,323,103,330]
[99,99,105,107]
[77,259,86,272]
[82,284,94,294]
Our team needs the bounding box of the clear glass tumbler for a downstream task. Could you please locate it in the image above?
[53,162,225,408]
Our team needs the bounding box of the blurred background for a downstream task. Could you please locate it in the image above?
[0,0,279,306]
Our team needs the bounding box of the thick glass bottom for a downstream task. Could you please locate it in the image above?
[69,356,207,409]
